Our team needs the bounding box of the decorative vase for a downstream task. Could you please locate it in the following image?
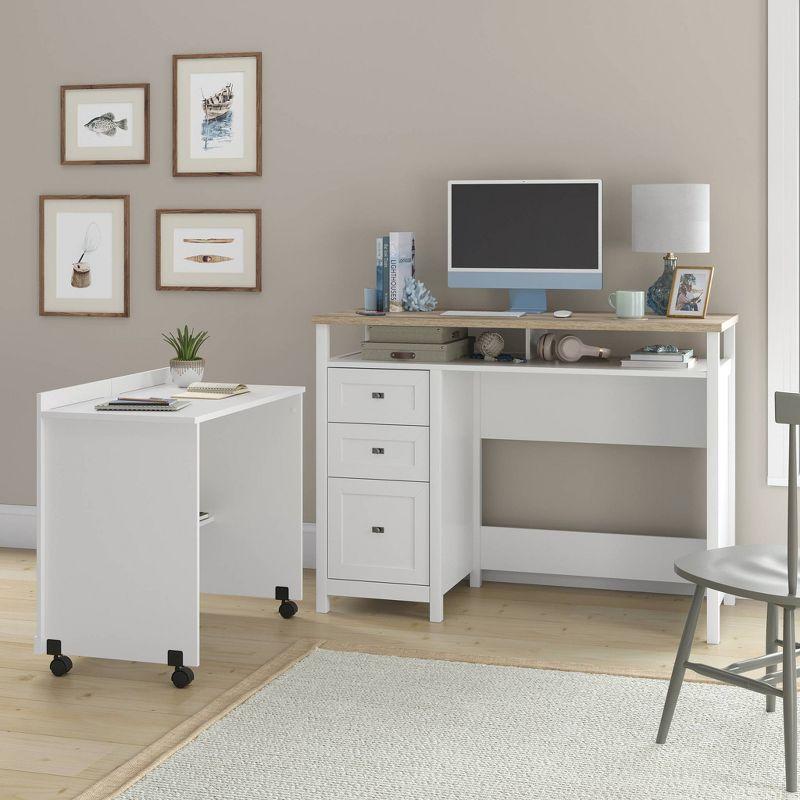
[646,254,677,316]
[170,358,205,388]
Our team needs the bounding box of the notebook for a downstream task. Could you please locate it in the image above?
[172,382,250,400]
[95,400,190,412]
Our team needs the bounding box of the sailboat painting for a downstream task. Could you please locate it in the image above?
[190,71,244,160]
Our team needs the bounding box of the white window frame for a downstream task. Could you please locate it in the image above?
[768,0,800,486]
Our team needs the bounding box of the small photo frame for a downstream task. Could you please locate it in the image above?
[667,266,715,318]
[173,52,261,176]
[61,84,149,165]
[39,195,130,317]
[156,209,261,291]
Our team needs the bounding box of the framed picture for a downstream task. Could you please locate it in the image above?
[61,84,149,165]
[39,195,129,317]
[172,52,261,176]
[666,266,715,318]
[156,209,261,291]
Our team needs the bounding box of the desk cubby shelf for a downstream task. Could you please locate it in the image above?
[314,311,738,643]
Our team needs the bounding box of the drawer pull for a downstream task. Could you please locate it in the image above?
[371,447,385,455]
[391,351,416,360]
[371,392,385,399]
[371,526,384,534]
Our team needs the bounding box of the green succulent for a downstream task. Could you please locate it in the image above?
[162,325,209,361]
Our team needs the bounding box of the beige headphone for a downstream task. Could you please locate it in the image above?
[536,333,611,363]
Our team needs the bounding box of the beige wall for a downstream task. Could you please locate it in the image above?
[0,0,777,545]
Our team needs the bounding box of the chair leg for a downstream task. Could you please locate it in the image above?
[767,603,779,713]
[784,607,798,793]
[657,584,705,744]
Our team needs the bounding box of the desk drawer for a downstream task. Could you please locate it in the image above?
[328,423,429,481]
[328,368,429,425]
[328,478,429,585]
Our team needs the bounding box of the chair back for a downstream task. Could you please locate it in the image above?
[776,391,800,595]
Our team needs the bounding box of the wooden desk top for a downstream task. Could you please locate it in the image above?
[312,310,739,334]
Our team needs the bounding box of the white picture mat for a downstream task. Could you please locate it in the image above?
[42,198,126,313]
[63,87,146,161]
[189,71,244,160]
[175,56,258,174]
[55,211,113,299]
[159,212,258,288]
[76,102,134,148]
[173,227,245,274]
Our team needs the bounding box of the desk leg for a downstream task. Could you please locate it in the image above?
[470,373,482,588]
[706,331,723,644]
[316,324,330,613]
[723,325,736,606]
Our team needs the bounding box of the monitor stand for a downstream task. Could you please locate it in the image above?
[508,289,548,314]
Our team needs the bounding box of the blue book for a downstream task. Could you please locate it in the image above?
[375,237,384,311]
[381,235,390,312]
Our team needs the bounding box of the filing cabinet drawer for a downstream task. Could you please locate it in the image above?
[328,368,429,425]
[328,478,429,585]
[328,423,429,481]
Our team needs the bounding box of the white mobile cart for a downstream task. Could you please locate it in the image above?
[37,368,304,687]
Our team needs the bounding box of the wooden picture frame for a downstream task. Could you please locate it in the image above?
[156,209,261,291]
[39,195,130,317]
[60,84,149,165]
[666,266,715,319]
[172,52,262,177]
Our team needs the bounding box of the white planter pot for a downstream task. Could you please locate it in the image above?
[170,358,205,388]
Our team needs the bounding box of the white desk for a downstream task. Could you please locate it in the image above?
[314,311,738,644]
[37,368,304,686]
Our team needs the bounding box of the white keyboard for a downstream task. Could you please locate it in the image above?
[440,310,526,318]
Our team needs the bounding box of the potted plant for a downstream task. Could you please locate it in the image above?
[162,325,210,387]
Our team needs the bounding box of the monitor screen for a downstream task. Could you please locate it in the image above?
[449,182,600,272]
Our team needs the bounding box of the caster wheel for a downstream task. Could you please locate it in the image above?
[171,665,194,688]
[278,599,298,619]
[49,654,73,677]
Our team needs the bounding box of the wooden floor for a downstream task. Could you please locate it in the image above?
[0,547,769,800]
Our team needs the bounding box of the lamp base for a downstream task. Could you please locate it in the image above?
[646,253,678,316]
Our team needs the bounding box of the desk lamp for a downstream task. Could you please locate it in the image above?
[632,183,710,315]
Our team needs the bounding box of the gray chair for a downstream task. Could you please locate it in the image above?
[657,391,800,792]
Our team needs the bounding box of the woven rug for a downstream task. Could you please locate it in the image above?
[92,647,795,799]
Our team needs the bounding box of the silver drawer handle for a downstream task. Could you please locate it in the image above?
[371,526,384,534]
[371,392,384,399]
[371,447,385,455]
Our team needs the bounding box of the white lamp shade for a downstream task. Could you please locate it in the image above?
[632,183,710,253]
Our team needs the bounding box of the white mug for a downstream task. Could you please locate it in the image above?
[608,290,645,319]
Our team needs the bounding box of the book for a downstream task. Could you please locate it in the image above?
[388,231,415,312]
[375,237,384,312]
[381,235,390,312]
[629,348,693,362]
[620,357,697,369]
[96,400,190,412]
[172,382,250,400]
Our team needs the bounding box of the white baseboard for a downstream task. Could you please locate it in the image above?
[0,505,36,549]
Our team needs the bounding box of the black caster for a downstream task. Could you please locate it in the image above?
[171,665,194,688]
[49,654,73,677]
[278,599,298,619]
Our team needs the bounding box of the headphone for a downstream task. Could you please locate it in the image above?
[536,334,611,363]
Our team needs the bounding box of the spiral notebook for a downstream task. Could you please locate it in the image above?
[172,382,250,400]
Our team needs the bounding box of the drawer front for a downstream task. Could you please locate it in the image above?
[328,368,429,425]
[328,423,429,481]
[328,478,429,585]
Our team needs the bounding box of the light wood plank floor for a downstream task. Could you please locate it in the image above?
[0,548,768,800]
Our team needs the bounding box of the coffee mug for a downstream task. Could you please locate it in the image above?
[608,290,645,319]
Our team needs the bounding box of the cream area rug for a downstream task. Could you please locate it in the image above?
[104,648,792,800]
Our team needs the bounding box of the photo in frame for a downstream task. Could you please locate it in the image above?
[39,196,129,316]
[61,84,149,165]
[156,209,261,291]
[173,53,261,176]
[666,266,715,319]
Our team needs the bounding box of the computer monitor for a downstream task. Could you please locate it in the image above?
[447,179,602,312]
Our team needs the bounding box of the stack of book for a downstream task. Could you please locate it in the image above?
[95,396,190,412]
[375,232,415,312]
[620,348,696,370]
